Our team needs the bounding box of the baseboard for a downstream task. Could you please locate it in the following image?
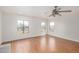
[2,33,79,44]
[2,34,47,44]
[0,43,11,53]
[48,33,79,43]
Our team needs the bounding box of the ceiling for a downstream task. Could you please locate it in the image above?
[0,6,79,19]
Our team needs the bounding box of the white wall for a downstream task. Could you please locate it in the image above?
[0,12,2,44]
[48,6,79,42]
[2,13,47,42]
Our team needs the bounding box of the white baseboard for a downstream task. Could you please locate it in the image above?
[48,33,79,42]
[2,33,79,43]
[2,34,47,42]
[0,44,11,53]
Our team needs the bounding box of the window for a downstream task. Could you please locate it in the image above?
[17,20,29,34]
[17,20,23,34]
[24,21,29,33]
[41,22,46,33]
[49,22,55,31]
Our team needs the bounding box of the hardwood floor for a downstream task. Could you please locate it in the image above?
[2,35,79,53]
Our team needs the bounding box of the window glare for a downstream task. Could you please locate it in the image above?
[50,22,54,26]
[24,21,29,26]
[17,20,23,24]
[41,22,45,26]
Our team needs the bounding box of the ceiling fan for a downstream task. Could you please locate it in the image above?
[49,6,72,17]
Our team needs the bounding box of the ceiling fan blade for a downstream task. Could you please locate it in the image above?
[57,13,62,16]
[57,8,61,11]
[53,14,55,17]
[49,14,55,17]
[49,14,53,17]
[58,10,72,12]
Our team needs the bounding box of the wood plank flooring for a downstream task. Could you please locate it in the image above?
[3,35,79,53]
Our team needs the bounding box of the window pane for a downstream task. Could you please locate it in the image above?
[24,21,29,26]
[49,22,55,31]
[41,22,46,35]
[17,20,23,33]
[24,21,29,33]
[50,22,54,26]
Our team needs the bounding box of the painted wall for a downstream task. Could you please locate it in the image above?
[2,6,79,42]
[48,6,79,42]
[0,12,2,44]
[2,13,47,42]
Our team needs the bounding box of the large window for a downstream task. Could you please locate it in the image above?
[17,20,29,34]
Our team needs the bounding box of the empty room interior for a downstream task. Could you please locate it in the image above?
[0,6,79,53]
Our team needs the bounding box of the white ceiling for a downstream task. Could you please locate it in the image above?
[0,6,79,19]
[0,6,52,19]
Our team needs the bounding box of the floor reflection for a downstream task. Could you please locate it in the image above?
[48,37,56,52]
[40,36,47,51]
